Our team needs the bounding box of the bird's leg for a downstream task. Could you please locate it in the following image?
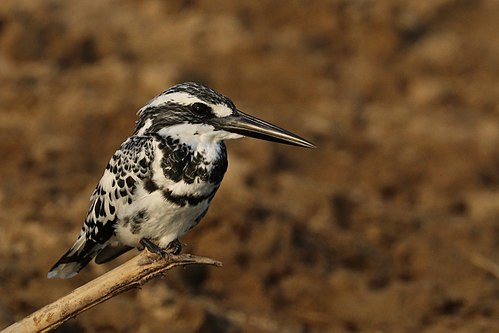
[165,239,182,255]
[140,238,166,257]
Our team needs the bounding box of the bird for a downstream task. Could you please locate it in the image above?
[48,82,315,279]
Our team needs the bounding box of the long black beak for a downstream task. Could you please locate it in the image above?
[212,110,315,148]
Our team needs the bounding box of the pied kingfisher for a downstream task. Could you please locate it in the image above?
[48,82,314,279]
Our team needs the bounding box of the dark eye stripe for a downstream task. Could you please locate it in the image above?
[191,103,214,118]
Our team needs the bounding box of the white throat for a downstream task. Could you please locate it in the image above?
[157,123,242,147]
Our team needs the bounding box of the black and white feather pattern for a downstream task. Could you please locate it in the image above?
[47,136,155,278]
[48,133,228,278]
[47,82,289,279]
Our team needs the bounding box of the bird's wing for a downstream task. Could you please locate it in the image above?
[47,135,155,278]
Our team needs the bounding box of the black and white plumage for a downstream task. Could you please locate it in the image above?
[48,82,314,279]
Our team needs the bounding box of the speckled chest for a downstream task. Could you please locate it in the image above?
[155,134,228,187]
[113,135,229,245]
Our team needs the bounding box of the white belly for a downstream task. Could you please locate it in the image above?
[114,185,211,248]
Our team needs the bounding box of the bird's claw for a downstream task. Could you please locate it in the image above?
[139,238,182,258]
[165,239,182,255]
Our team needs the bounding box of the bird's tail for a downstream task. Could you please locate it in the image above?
[47,235,103,279]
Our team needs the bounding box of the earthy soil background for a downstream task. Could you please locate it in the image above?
[0,0,498,332]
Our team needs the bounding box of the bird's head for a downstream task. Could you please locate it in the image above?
[135,82,315,148]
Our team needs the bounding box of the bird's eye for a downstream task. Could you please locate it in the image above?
[190,103,212,117]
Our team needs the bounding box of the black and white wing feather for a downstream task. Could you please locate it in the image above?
[47,136,154,279]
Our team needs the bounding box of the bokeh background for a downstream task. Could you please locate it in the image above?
[1,0,498,332]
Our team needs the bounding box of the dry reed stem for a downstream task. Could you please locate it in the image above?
[1,251,222,333]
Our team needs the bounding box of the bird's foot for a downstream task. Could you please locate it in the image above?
[165,238,182,255]
[139,238,182,258]
[140,238,167,257]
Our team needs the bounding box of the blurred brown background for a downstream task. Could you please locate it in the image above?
[1,0,498,332]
